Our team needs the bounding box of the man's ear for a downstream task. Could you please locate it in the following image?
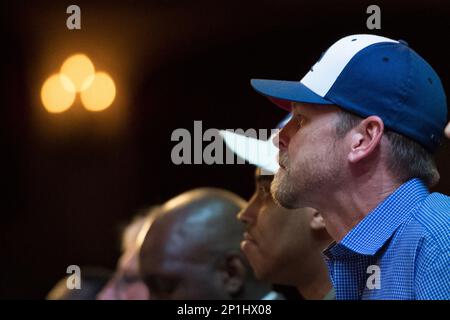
[221,252,246,297]
[445,121,450,139]
[310,210,326,231]
[347,116,384,163]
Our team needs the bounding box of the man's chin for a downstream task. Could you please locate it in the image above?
[276,198,298,210]
[243,250,268,280]
[270,173,284,198]
[251,262,275,283]
[254,265,285,285]
[271,183,296,210]
[271,190,285,207]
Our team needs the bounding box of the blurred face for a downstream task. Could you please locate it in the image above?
[238,170,315,284]
[140,215,233,300]
[141,251,229,300]
[271,103,343,209]
[97,247,150,300]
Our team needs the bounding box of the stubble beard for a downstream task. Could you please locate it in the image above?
[271,146,340,210]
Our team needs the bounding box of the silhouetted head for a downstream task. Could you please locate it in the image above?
[97,206,159,300]
[139,188,270,299]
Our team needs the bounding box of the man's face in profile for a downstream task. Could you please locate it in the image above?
[271,102,343,210]
[139,215,233,300]
[238,169,315,284]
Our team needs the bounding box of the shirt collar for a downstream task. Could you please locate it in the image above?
[324,178,429,258]
[261,291,282,300]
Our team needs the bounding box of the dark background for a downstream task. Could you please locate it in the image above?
[1,0,449,299]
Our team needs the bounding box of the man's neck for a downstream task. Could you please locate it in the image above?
[240,280,274,300]
[317,175,402,242]
[295,248,333,300]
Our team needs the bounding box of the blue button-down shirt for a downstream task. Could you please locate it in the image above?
[323,178,450,300]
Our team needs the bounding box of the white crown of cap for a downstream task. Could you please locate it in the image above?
[301,34,398,97]
[219,130,279,174]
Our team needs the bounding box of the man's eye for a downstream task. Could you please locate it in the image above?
[259,186,270,199]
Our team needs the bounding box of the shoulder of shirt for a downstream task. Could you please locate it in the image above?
[409,192,450,253]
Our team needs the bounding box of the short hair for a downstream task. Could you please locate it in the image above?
[335,110,440,188]
[120,206,160,252]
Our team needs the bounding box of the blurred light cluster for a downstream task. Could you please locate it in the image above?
[41,54,116,113]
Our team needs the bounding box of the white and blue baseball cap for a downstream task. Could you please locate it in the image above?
[251,34,448,152]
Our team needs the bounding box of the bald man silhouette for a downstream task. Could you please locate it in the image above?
[139,188,277,300]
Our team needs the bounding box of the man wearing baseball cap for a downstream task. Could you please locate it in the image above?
[250,34,449,299]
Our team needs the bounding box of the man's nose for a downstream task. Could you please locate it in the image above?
[273,121,293,152]
[237,196,258,225]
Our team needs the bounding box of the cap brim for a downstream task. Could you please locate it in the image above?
[219,130,279,174]
[250,79,333,110]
